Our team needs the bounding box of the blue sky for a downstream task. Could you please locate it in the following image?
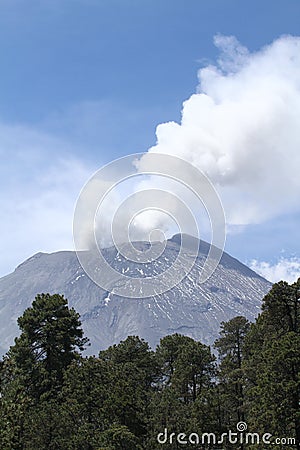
[1,0,300,282]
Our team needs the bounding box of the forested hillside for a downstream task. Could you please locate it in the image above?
[0,280,299,449]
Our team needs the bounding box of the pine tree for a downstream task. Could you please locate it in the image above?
[99,336,158,442]
[244,279,300,448]
[0,293,88,449]
[9,293,88,398]
[59,356,111,449]
[214,316,250,429]
[172,339,216,404]
[148,334,216,449]
[156,334,196,384]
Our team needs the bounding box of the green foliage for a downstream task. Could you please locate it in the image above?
[8,293,88,398]
[0,281,299,449]
[99,336,159,441]
[244,279,300,448]
[215,316,250,428]
[0,293,88,449]
[156,334,195,382]
[99,425,143,450]
[59,356,111,449]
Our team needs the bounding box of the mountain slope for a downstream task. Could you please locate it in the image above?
[0,235,271,355]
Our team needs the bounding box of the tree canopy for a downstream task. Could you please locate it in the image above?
[0,281,299,449]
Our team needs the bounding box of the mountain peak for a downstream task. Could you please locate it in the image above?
[0,241,272,356]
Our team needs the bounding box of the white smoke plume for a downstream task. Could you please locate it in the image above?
[137,34,300,230]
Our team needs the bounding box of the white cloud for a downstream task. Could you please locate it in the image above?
[0,122,94,276]
[142,35,300,227]
[250,257,300,283]
[2,35,300,275]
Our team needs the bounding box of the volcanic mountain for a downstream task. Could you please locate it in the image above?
[0,235,271,356]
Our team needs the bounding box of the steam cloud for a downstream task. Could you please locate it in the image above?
[136,35,300,233]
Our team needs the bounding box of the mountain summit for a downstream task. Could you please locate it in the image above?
[0,235,271,355]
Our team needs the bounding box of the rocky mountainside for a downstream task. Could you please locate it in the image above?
[0,235,271,356]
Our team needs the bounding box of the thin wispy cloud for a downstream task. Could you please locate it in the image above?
[250,257,300,283]
[0,121,93,276]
